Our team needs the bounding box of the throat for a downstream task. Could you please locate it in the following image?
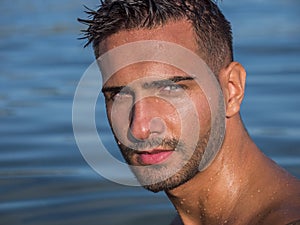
[165,171,242,225]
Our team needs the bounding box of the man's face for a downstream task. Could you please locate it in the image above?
[99,21,214,192]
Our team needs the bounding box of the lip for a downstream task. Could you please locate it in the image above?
[137,149,174,165]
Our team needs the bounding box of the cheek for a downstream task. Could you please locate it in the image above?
[161,96,206,139]
[106,101,131,140]
[190,93,211,134]
[161,105,181,137]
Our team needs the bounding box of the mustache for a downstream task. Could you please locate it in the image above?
[124,137,180,153]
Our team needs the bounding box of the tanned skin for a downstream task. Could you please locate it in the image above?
[99,20,300,225]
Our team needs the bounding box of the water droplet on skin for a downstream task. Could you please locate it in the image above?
[180,198,186,205]
[271,191,277,200]
[257,189,261,193]
[186,210,190,214]
[117,141,121,145]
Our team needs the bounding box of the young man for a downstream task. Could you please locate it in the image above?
[79,0,300,224]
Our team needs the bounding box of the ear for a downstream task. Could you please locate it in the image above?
[219,62,246,118]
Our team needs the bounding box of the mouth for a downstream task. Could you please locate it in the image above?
[136,149,174,165]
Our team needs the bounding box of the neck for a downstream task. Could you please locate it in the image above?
[165,117,285,225]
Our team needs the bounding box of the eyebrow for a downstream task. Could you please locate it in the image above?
[101,76,195,93]
[101,86,125,93]
[145,76,195,88]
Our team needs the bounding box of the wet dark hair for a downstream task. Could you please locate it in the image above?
[78,0,233,74]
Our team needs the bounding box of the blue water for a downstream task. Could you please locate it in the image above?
[0,0,299,224]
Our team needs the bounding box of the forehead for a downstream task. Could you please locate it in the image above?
[103,61,191,87]
[98,20,203,87]
[97,20,204,86]
[98,20,199,56]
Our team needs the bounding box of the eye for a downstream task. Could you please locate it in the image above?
[113,91,130,99]
[104,87,133,102]
[112,88,133,101]
[159,84,186,95]
[162,84,182,91]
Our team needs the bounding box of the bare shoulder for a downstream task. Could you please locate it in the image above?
[262,179,300,225]
[264,205,300,225]
[168,177,300,225]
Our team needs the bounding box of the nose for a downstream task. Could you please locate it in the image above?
[129,97,166,141]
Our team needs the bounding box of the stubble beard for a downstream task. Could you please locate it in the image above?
[117,133,210,193]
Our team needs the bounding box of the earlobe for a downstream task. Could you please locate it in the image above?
[219,62,246,118]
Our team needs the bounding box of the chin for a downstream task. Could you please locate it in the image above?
[135,160,200,193]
